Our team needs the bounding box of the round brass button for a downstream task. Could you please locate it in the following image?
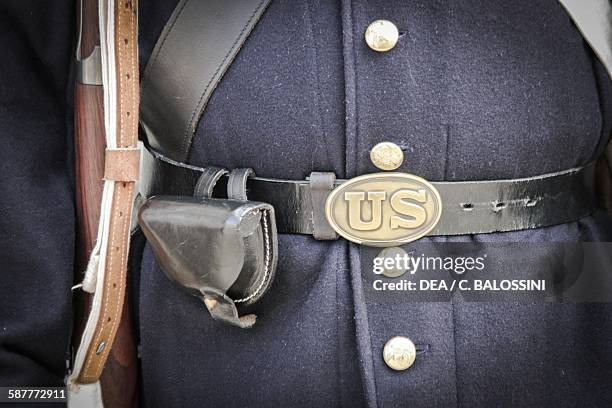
[377,247,409,278]
[383,336,416,371]
[370,142,404,171]
[365,20,399,52]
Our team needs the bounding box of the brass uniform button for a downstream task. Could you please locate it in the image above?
[370,142,404,171]
[377,247,409,278]
[383,336,416,371]
[365,20,399,52]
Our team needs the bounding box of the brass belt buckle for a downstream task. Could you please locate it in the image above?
[325,172,442,247]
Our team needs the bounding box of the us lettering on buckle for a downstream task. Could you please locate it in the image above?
[324,172,442,247]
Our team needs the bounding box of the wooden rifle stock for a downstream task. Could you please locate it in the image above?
[74,0,138,406]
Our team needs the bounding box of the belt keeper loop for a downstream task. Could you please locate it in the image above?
[309,172,339,240]
[104,147,141,181]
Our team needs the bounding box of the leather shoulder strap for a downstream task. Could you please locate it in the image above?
[140,0,271,161]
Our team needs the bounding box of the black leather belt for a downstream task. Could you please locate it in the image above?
[138,147,597,239]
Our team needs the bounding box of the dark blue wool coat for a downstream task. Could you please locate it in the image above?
[2,0,612,407]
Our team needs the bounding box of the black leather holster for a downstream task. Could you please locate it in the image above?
[138,167,278,328]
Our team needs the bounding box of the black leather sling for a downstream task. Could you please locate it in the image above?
[141,0,272,162]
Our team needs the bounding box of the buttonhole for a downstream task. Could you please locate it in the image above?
[460,203,474,212]
[492,201,506,212]
[398,31,407,38]
[415,343,430,355]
